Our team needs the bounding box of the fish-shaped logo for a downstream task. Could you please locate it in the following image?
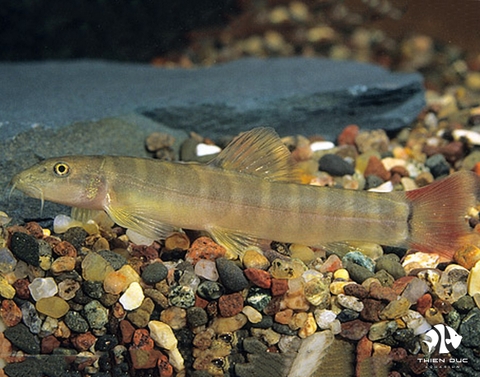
[421,324,462,354]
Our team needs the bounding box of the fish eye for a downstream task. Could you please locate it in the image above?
[53,162,70,177]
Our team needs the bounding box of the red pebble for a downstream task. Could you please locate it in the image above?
[338,124,359,146]
[271,278,288,296]
[41,335,61,354]
[416,293,432,316]
[0,300,22,327]
[244,268,272,289]
[132,329,154,350]
[356,336,373,366]
[319,254,342,273]
[71,332,97,351]
[24,222,44,238]
[157,352,174,377]
[369,281,398,302]
[391,276,416,295]
[360,299,386,322]
[218,292,244,317]
[53,241,77,257]
[185,237,226,265]
[130,245,159,261]
[12,279,30,299]
[344,283,368,299]
[120,319,135,344]
[364,155,391,181]
[340,319,371,340]
[194,294,209,309]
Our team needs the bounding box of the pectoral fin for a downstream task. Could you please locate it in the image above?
[105,204,177,240]
[208,226,260,258]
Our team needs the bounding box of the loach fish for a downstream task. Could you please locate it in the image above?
[10,127,480,259]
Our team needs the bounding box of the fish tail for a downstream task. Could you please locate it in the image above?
[405,171,480,260]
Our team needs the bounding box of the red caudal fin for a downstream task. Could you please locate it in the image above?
[406,171,480,260]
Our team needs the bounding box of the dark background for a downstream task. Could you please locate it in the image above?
[1,0,479,62]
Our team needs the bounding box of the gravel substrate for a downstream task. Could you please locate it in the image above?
[3,2,480,377]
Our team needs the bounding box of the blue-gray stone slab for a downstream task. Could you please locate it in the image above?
[0,57,424,223]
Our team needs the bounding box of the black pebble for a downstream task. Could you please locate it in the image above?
[10,232,40,266]
[197,281,225,300]
[318,154,355,176]
[4,323,40,354]
[216,258,249,292]
[96,334,119,352]
[61,227,88,250]
[98,250,127,270]
[83,280,104,299]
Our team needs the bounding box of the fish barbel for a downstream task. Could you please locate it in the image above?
[10,127,480,259]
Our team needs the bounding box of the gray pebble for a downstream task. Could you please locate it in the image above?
[425,153,450,178]
[64,311,89,333]
[98,250,127,270]
[344,261,374,283]
[216,257,249,292]
[187,307,208,327]
[375,255,405,280]
[141,262,168,284]
[20,301,42,334]
[458,307,480,347]
[83,300,109,329]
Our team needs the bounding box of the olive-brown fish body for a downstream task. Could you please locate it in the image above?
[11,128,479,258]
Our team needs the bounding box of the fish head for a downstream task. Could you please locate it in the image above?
[10,156,108,210]
[445,326,463,349]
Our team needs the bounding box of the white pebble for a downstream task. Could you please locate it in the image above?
[53,214,82,234]
[194,259,219,281]
[368,180,393,192]
[337,293,364,312]
[402,310,431,336]
[126,228,154,246]
[242,305,263,323]
[310,141,335,152]
[314,308,337,330]
[381,157,406,171]
[196,143,222,157]
[29,277,58,301]
[119,282,144,310]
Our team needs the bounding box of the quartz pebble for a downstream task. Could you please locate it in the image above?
[82,251,114,281]
[0,247,17,273]
[104,264,141,295]
[194,258,219,281]
[148,320,184,371]
[120,282,145,311]
[29,277,58,301]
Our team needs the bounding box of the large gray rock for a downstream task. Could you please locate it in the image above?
[0,57,424,223]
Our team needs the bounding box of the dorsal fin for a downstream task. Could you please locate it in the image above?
[209,127,302,183]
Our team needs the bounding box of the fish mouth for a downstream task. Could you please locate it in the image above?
[9,176,45,215]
